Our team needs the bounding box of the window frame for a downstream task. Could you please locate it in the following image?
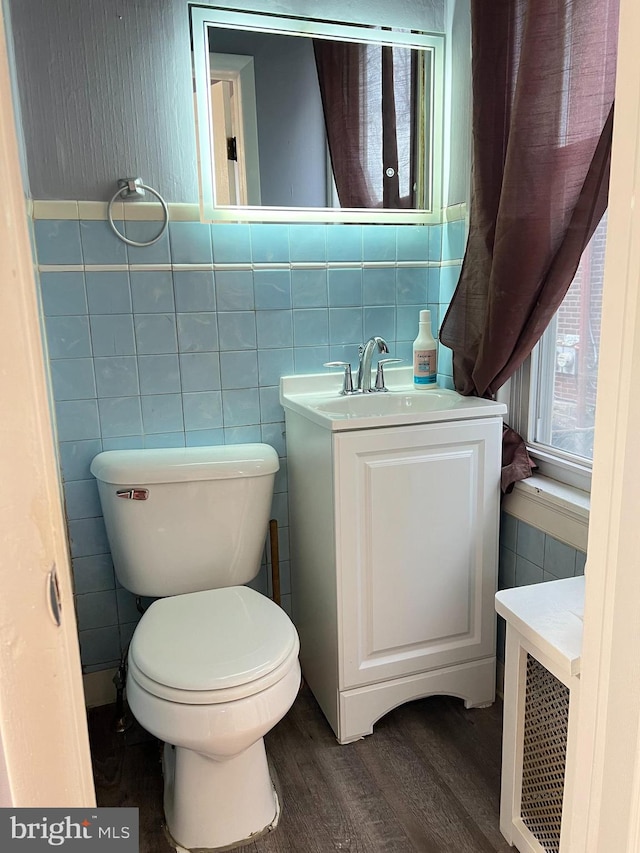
[506,210,610,496]
[507,342,594,493]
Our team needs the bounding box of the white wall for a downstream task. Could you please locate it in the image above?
[7,0,445,203]
[443,0,471,208]
[222,0,444,31]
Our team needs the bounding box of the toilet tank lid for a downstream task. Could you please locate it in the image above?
[90,444,279,485]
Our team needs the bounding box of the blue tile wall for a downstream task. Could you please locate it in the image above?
[442,218,466,261]
[496,511,587,661]
[35,216,462,673]
[124,221,171,265]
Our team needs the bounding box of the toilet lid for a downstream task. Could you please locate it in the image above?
[129,586,298,693]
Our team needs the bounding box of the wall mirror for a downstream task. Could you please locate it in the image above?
[190,5,444,223]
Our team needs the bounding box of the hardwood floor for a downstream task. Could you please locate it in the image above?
[89,686,511,852]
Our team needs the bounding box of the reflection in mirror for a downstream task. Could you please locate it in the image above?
[191,7,443,223]
[209,53,261,206]
[207,28,328,209]
[313,39,430,210]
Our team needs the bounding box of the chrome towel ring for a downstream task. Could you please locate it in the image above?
[107,177,169,247]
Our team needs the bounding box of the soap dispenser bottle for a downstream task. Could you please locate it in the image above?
[413,309,438,388]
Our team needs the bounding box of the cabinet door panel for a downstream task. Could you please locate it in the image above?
[335,418,501,689]
[367,445,475,650]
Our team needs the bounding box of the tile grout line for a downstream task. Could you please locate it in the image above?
[38,259,460,274]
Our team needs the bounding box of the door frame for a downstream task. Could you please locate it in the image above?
[3,0,640,840]
[0,6,94,806]
[567,0,640,848]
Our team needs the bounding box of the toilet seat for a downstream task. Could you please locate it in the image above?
[128,585,299,705]
[128,642,300,705]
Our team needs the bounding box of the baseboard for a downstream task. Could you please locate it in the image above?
[83,668,118,708]
[496,659,505,700]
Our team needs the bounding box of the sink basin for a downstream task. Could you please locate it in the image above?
[312,390,466,417]
[280,368,507,431]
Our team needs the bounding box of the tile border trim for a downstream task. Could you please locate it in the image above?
[33,200,202,222]
[31,199,468,224]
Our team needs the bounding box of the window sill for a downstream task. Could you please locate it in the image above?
[502,474,589,552]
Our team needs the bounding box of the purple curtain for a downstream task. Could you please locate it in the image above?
[439,0,618,488]
[313,40,416,209]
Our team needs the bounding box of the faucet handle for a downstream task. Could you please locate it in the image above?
[323,361,354,395]
[374,358,403,391]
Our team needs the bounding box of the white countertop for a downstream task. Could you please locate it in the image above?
[495,576,585,678]
[280,367,507,431]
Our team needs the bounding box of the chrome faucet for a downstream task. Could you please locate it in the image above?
[357,336,389,392]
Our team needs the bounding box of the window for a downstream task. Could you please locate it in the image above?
[509,214,608,491]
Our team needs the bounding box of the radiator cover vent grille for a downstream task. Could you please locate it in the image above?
[520,653,570,852]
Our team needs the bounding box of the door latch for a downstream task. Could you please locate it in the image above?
[48,565,62,627]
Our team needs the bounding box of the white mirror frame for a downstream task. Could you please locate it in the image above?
[191,5,444,224]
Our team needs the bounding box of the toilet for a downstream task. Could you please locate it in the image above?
[90,444,301,852]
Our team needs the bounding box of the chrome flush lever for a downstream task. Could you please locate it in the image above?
[117,488,149,500]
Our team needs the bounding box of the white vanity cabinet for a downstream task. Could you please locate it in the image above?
[281,374,505,744]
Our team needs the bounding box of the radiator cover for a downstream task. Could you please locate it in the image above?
[520,654,570,852]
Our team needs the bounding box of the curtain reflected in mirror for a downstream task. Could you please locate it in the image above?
[314,40,428,210]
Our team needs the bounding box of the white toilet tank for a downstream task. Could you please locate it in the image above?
[90,444,279,597]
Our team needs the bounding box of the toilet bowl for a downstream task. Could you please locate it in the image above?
[90,445,301,851]
[126,586,301,851]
